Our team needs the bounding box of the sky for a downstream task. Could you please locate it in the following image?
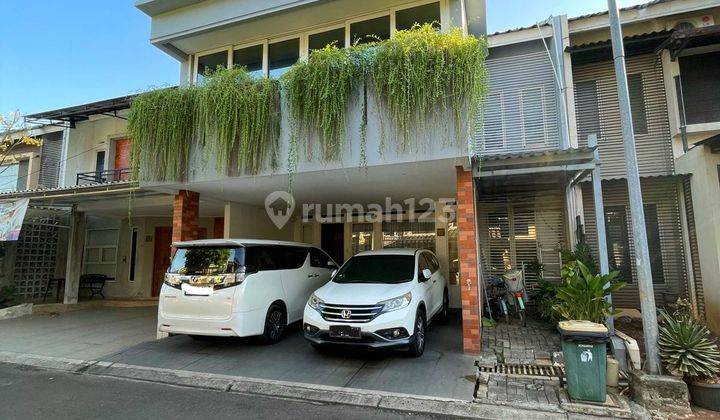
[0,0,649,117]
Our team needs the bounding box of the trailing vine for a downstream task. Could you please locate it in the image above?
[128,87,196,181]
[128,68,280,182]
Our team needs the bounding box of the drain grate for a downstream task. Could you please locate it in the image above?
[477,363,565,378]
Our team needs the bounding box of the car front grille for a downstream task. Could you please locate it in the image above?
[318,303,384,323]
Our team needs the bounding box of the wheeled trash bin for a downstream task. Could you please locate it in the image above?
[558,320,610,402]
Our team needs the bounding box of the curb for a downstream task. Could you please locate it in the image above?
[0,351,566,419]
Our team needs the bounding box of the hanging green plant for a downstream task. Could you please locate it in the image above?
[373,24,488,150]
[128,86,196,182]
[128,67,281,182]
[283,45,369,162]
[196,67,281,175]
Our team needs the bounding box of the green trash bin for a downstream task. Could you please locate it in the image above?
[558,320,610,403]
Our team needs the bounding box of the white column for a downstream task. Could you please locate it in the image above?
[64,210,86,304]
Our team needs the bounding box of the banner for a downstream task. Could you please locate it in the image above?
[0,198,29,241]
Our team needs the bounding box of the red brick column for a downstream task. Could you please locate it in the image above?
[172,190,200,244]
[456,166,481,355]
[213,217,225,239]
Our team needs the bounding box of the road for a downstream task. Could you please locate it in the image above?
[0,363,449,420]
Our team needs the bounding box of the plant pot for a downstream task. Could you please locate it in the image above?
[690,380,720,411]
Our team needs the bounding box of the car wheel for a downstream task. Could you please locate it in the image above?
[260,303,287,345]
[439,289,450,323]
[407,310,426,358]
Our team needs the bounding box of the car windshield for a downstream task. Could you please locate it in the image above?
[333,254,415,284]
[168,246,245,275]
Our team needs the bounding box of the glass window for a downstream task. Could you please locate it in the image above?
[644,204,664,284]
[129,228,138,281]
[245,246,276,271]
[351,223,373,255]
[604,206,633,283]
[333,254,415,284]
[169,246,244,275]
[628,73,648,135]
[678,51,720,125]
[418,253,432,275]
[310,248,336,268]
[269,246,309,270]
[87,229,119,247]
[0,163,19,192]
[521,87,547,147]
[268,38,299,78]
[382,221,435,252]
[350,15,390,45]
[575,80,601,144]
[197,50,228,82]
[395,2,441,31]
[233,44,263,76]
[309,28,345,51]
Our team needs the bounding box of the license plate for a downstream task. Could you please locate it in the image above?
[329,325,361,339]
[181,283,213,296]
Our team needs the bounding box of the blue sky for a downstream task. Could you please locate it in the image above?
[0,0,647,116]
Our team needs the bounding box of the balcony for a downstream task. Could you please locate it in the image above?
[76,168,132,185]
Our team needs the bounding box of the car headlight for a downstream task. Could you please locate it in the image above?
[378,292,412,313]
[308,294,324,311]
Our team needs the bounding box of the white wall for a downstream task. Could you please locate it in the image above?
[676,145,720,334]
[63,114,129,187]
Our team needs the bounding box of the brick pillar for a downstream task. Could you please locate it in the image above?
[172,190,200,244]
[456,166,481,355]
[213,217,225,239]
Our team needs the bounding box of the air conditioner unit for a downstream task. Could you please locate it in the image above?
[668,15,715,31]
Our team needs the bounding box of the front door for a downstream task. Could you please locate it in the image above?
[152,227,172,297]
[321,223,344,264]
[113,138,131,181]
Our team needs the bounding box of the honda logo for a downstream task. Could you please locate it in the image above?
[340,309,352,319]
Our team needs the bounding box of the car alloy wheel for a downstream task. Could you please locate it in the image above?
[415,315,425,351]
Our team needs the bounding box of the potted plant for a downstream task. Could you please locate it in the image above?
[658,303,720,411]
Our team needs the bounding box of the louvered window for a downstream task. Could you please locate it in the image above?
[575,80,601,143]
[481,92,505,151]
[381,221,435,252]
[521,87,547,147]
[628,73,648,135]
[644,204,664,284]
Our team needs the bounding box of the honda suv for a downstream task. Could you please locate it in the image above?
[303,249,449,357]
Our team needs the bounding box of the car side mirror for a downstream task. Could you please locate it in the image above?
[421,268,433,281]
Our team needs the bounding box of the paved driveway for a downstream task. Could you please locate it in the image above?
[1,306,476,400]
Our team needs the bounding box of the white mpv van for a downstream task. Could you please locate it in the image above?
[303,249,449,357]
[157,239,337,344]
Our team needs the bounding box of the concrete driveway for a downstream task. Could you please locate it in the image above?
[1,306,477,400]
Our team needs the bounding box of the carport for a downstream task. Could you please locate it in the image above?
[0,305,476,399]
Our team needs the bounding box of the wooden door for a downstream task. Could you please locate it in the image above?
[114,138,131,180]
[152,227,173,297]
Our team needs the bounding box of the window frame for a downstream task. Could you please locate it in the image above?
[83,227,120,278]
[519,86,548,148]
[190,0,448,82]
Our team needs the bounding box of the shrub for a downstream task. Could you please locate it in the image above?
[552,261,625,324]
[658,309,720,379]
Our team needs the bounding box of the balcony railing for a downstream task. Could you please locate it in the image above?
[76,168,132,185]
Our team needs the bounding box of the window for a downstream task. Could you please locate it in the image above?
[575,80,601,144]
[333,254,415,284]
[604,206,632,283]
[197,50,229,82]
[520,87,546,147]
[678,51,720,125]
[628,73,648,135]
[309,27,345,51]
[0,163,19,193]
[169,247,244,275]
[16,159,28,191]
[382,221,435,252]
[84,228,119,277]
[129,228,138,281]
[95,151,105,173]
[351,223,373,255]
[233,44,263,76]
[644,204,664,284]
[395,2,441,31]
[311,248,335,268]
[418,252,432,275]
[350,15,391,45]
[481,92,505,151]
[245,245,308,271]
[268,38,299,78]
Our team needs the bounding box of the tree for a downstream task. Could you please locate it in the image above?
[0,111,42,176]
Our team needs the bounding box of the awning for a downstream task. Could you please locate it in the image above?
[24,94,137,128]
[568,31,672,66]
[656,25,720,59]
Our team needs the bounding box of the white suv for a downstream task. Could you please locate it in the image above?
[303,249,449,357]
[158,239,336,344]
